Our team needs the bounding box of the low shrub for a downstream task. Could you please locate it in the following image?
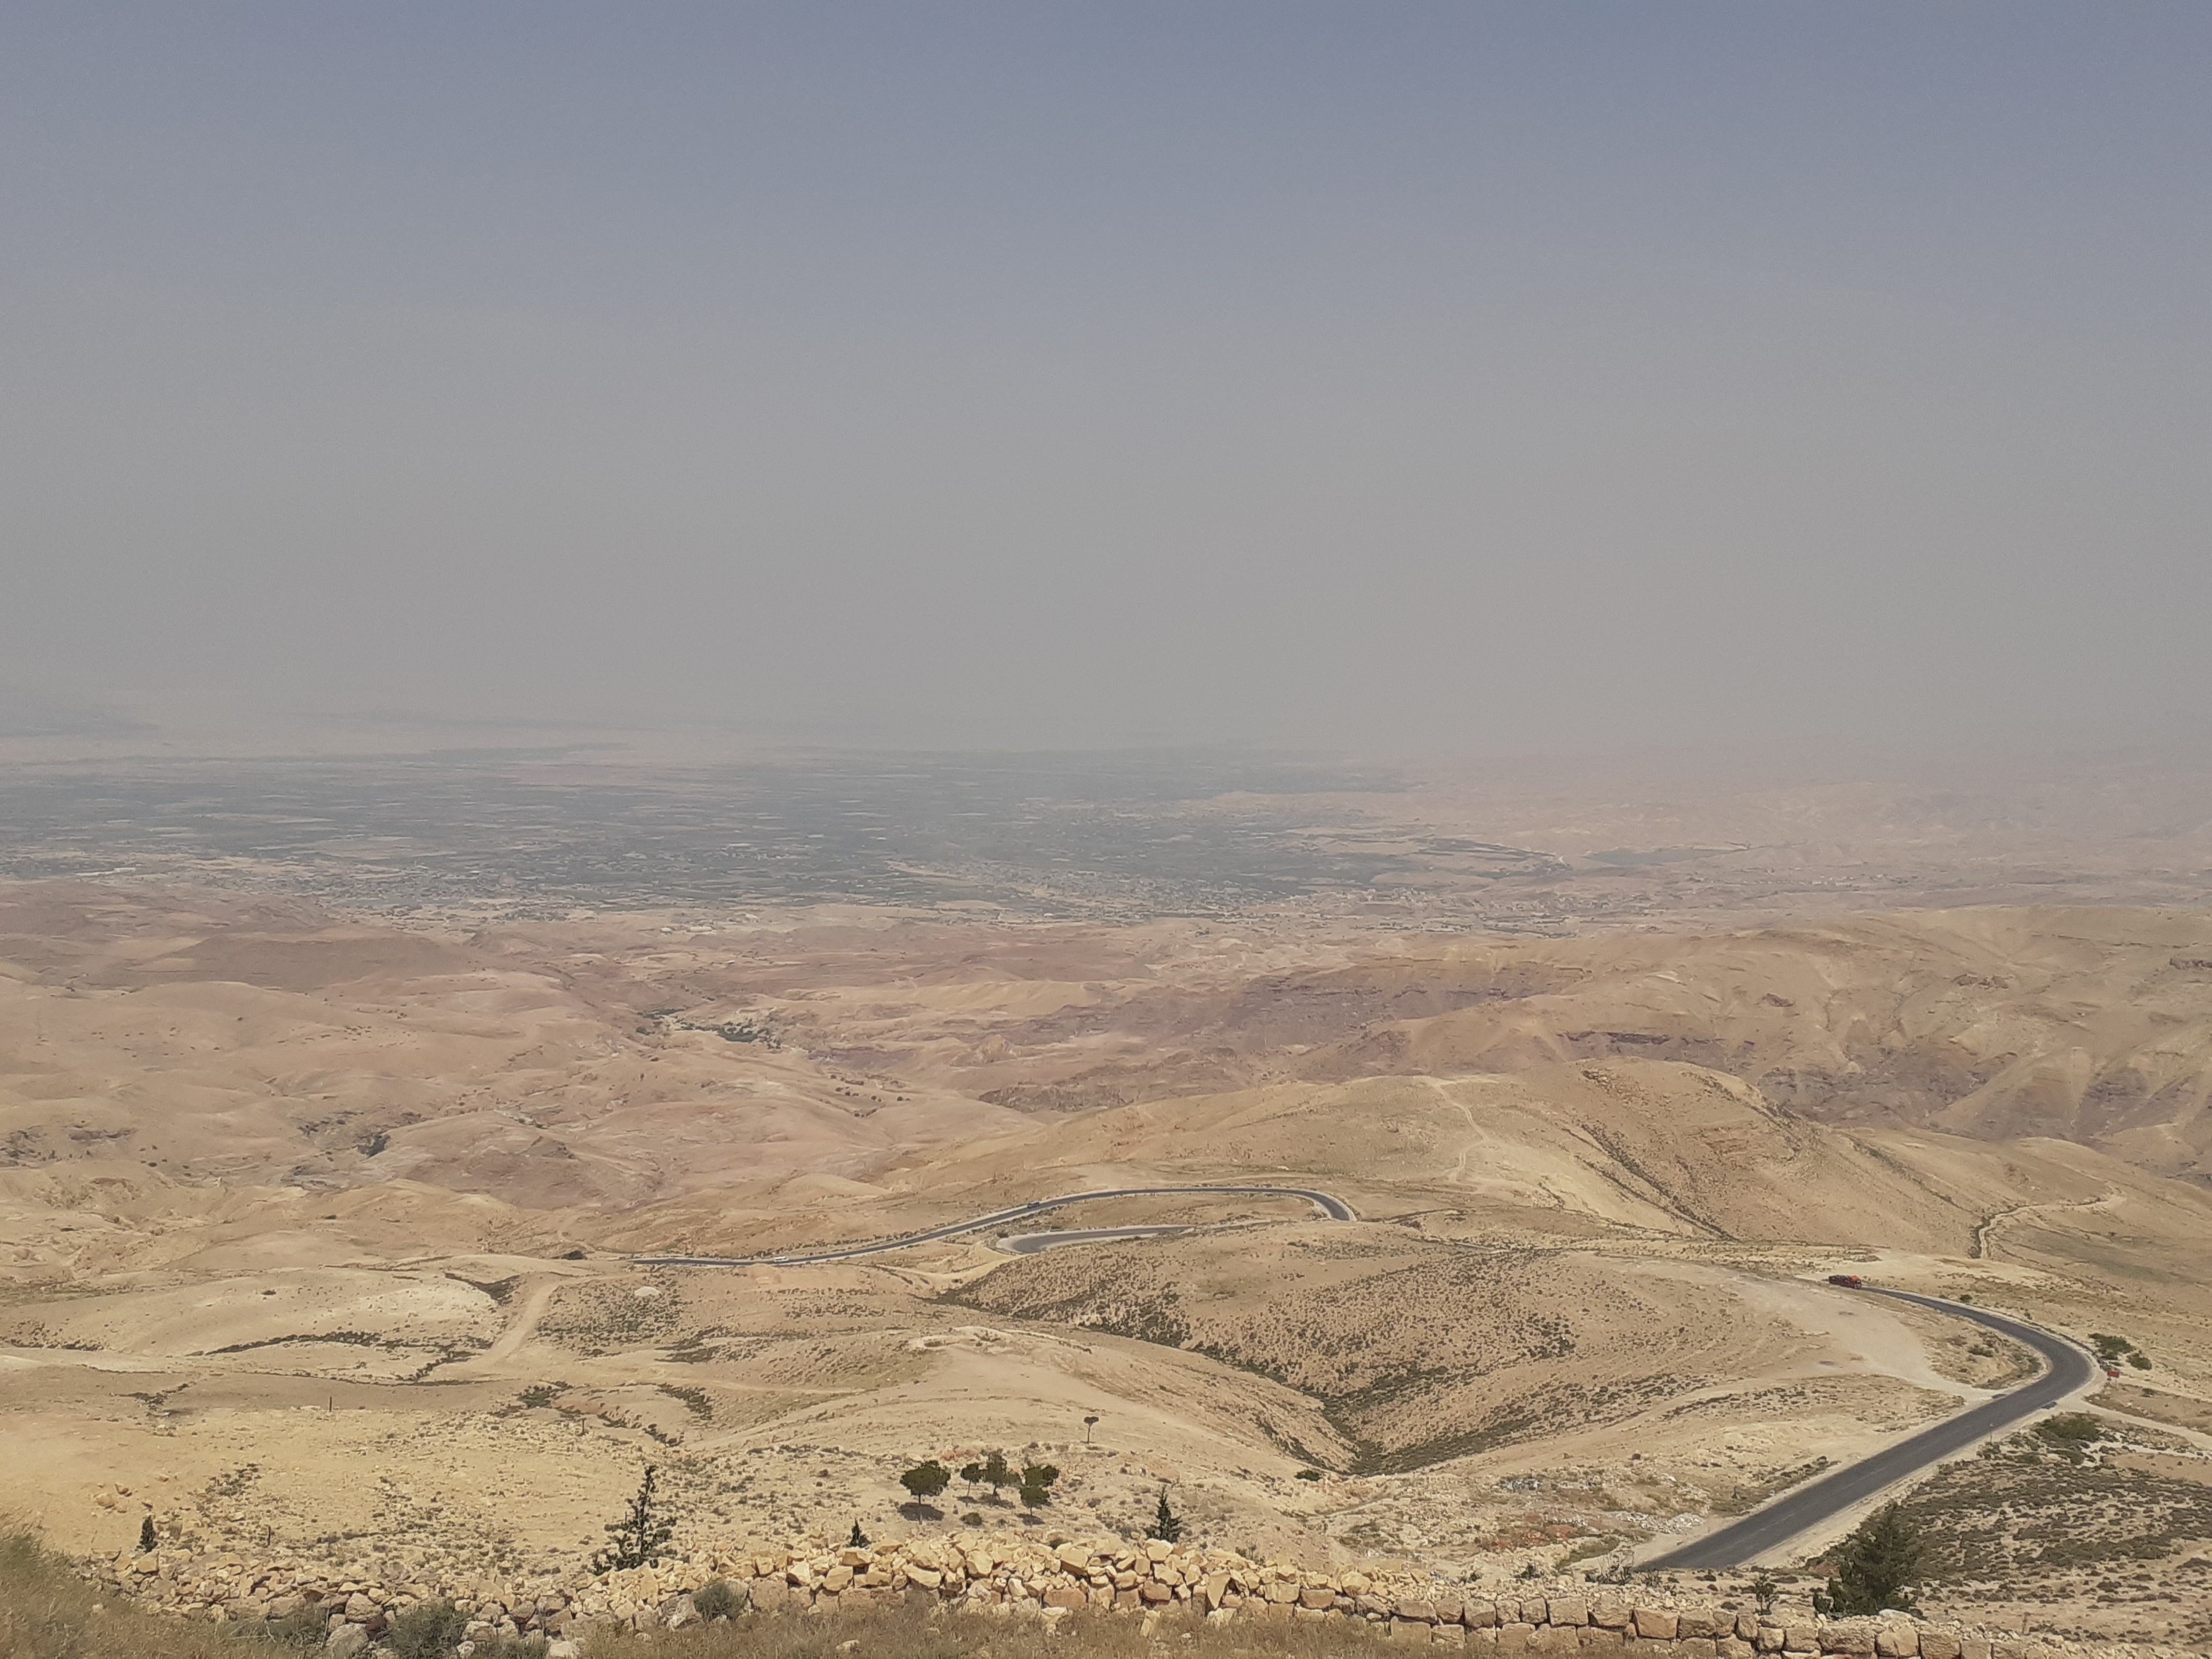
[2035,1413,2105,1446]
[693,1579,744,1621]
[386,1600,468,1659]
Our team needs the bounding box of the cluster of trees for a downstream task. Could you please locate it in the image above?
[900,1452,1060,1508]
[902,1455,1181,1540]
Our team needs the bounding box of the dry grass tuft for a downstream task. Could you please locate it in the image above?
[580,1602,1407,1659]
[0,1527,312,1659]
[0,1525,1406,1659]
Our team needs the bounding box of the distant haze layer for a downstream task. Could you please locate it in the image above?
[3,5,2209,749]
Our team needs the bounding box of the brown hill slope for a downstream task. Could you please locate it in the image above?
[940,909,2212,1180]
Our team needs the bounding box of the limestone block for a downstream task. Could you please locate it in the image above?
[1463,1602,1501,1629]
[1044,1586,1087,1610]
[1635,1611,1680,1641]
[1875,1628,1917,1658]
[1302,1586,1339,1611]
[1550,1599,1590,1627]
[1592,1601,1631,1631]
[1918,1634,1960,1659]
[1399,1600,1440,1624]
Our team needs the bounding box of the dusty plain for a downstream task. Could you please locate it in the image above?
[4,745,2212,1648]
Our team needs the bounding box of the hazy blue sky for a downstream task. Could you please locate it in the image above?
[4,4,2207,752]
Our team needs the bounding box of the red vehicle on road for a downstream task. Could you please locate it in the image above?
[1827,1273,1866,1288]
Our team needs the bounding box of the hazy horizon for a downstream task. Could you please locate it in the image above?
[6,4,2208,756]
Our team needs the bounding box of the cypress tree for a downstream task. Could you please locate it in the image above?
[1147,1486,1183,1543]
[1826,1503,1925,1615]
[594,1466,676,1573]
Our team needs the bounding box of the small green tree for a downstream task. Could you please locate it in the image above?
[137,1514,158,1553]
[901,1460,952,1500]
[1823,1503,1924,1616]
[1019,1462,1060,1507]
[594,1465,676,1573]
[1147,1486,1183,1543]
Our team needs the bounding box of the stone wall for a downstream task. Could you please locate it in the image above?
[94,1532,2102,1659]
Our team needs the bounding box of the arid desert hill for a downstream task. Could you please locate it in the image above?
[848,908,2212,1182]
[11,884,2212,1207]
[0,883,1038,1209]
[8,880,2212,1647]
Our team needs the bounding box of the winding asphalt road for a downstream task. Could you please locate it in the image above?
[1642,1287,2096,1570]
[639,1198,2088,1567]
[630,1185,1355,1267]
[995,1223,1195,1255]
